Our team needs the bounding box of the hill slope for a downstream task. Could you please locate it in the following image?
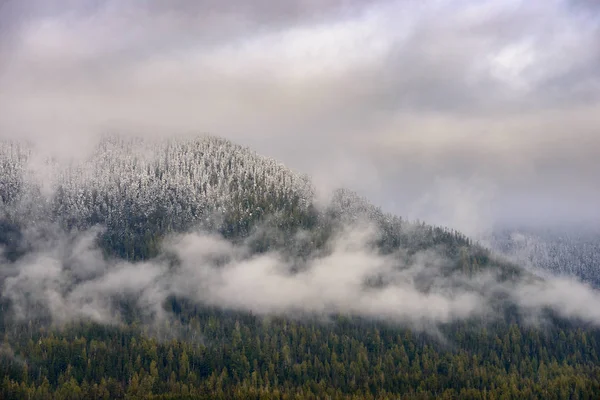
[1,135,599,399]
[488,226,600,286]
[0,135,499,269]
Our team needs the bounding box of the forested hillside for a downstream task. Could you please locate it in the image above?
[2,317,599,399]
[0,135,492,268]
[1,135,599,399]
[488,227,600,287]
[1,136,315,259]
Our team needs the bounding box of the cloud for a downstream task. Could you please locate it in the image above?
[405,176,497,238]
[513,277,600,323]
[3,222,600,332]
[0,0,599,227]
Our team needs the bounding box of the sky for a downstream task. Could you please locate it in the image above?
[1,0,599,235]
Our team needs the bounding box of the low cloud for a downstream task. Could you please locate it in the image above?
[3,223,600,332]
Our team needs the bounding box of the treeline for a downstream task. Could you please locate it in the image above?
[1,313,600,399]
[489,228,600,287]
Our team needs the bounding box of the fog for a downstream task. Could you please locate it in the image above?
[3,222,600,331]
[1,0,599,233]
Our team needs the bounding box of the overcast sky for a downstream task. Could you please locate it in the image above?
[1,0,599,234]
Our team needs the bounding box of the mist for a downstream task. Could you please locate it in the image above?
[3,220,600,333]
[2,133,599,333]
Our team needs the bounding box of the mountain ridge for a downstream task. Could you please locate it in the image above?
[1,134,485,264]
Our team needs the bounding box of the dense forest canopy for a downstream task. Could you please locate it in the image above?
[488,227,600,287]
[1,135,599,399]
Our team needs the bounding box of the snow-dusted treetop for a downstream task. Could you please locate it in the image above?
[1,135,314,225]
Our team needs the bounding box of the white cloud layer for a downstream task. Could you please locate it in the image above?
[3,225,600,330]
